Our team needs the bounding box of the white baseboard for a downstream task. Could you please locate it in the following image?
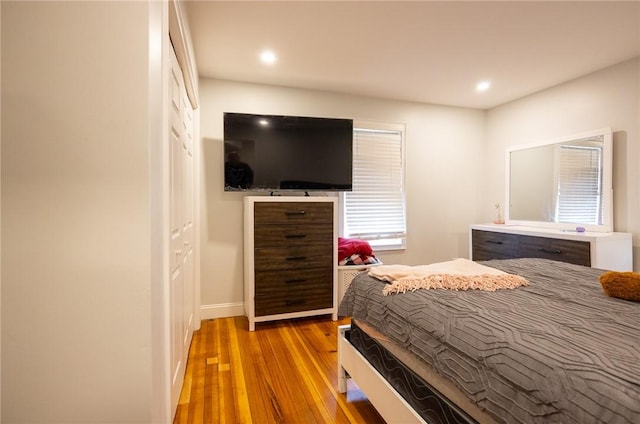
[200,302,245,320]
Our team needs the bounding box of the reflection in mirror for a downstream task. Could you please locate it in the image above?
[506,128,613,232]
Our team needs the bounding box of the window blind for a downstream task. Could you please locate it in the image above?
[343,126,406,248]
[556,145,602,224]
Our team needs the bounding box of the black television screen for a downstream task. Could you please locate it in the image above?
[223,113,353,192]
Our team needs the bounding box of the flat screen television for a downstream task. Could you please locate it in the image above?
[223,112,353,192]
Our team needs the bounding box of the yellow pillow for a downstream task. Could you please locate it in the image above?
[599,271,640,302]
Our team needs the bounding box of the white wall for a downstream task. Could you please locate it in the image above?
[486,58,640,270]
[198,79,486,313]
[2,2,162,422]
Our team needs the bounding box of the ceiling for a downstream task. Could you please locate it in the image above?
[185,1,640,110]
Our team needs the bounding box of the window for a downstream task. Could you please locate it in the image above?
[341,121,406,250]
[555,144,603,224]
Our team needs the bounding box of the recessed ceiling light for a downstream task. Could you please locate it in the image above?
[476,81,491,92]
[259,50,277,65]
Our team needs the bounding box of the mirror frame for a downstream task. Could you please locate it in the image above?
[505,127,613,233]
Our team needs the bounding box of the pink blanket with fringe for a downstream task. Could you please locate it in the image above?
[369,258,528,295]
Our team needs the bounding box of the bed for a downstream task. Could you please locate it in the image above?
[337,258,640,424]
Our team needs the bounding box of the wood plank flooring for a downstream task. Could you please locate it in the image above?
[173,316,386,424]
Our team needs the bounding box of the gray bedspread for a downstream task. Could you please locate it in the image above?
[338,258,640,424]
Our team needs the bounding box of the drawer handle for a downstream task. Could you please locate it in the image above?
[285,210,306,216]
[539,248,562,255]
[285,299,306,306]
[286,255,307,261]
[285,278,307,284]
[485,240,503,245]
[285,234,307,239]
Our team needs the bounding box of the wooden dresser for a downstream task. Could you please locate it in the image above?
[244,196,338,331]
[470,224,632,271]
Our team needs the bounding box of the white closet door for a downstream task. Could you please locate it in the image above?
[169,45,196,413]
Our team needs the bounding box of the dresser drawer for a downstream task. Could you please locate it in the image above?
[254,245,333,271]
[254,224,333,248]
[255,268,332,294]
[254,202,333,225]
[472,249,518,261]
[518,235,590,266]
[472,230,519,258]
[255,287,333,316]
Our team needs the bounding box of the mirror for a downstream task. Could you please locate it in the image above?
[506,127,613,232]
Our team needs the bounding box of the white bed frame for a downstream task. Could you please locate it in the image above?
[337,324,427,424]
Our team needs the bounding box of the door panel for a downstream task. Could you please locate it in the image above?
[169,44,196,415]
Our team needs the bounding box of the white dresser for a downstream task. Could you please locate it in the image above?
[244,196,338,331]
[470,224,632,271]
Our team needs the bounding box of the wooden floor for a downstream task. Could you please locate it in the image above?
[173,316,386,424]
